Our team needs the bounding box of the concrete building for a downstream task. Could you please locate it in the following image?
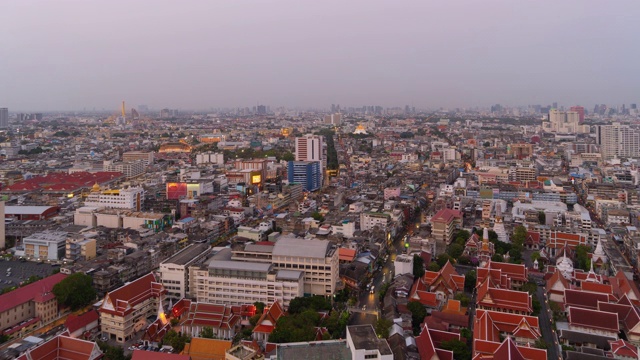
[99,273,165,343]
[0,273,66,338]
[189,249,303,308]
[324,113,342,126]
[23,230,68,261]
[65,235,97,262]
[394,254,414,275]
[360,212,390,232]
[295,134,323,163]
[346,325,394,360]
[159,244,212,301]
[271,237,339,296]
[195,152,224,165]
[75,208,171,232]
[596,123,640,160]
[104,160,145,178]
[122,151,154,165]
[84,186,144,211]
[430,209,462,246]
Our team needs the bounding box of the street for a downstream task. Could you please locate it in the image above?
[537,287,561,360]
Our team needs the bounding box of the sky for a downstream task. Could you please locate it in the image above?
[1,0,639,111]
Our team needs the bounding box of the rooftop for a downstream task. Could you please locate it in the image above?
[5,206,57,215]
[276,340,351,360]
[162,243,210,266]
[208,260,271,272]
[272,237,330,259]
[347,325,393,355]
[0,273,67,313]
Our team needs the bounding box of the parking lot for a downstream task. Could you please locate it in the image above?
[0,260,58,291]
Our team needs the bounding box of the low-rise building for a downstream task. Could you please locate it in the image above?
[23,230,68,261]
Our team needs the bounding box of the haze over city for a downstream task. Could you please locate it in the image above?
[2,0,640,111]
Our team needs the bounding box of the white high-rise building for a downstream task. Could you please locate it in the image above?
[596,123,640,160]
[295,134,323,163]
[544,109,589,134]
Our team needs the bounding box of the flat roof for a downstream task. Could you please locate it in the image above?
[347,325,393,355]
[276,340,351,360]
[5,206,56,215]
[209,260,271,272]
[272,237,330,259]
[244,244,274,254]
[163,244,210,266]
[276,270,303,281]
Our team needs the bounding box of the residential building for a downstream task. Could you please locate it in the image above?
[360,212,390,231]
[159,243,212,301]
[596,123,640,160]
[430,209,462,246]
[0,273,66,338]
[295,134,323,163]
[65,235,97,262]
[104,160,145,178]
[99,273,165,343]
[122,151,154,165]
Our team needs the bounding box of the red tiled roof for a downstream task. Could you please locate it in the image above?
[431,209,462,224]
[0,273,66,313]
[568,307,618,332]
[26,334,101,360]
[132,350,190,360]
[253,302,284,334]
[564,289,609,310]
[100,273,164,317]
[339,248,356,262]
[65,310,99,334]
[609,339,639,358]
[476,280,532,314]
[4,171,124,193]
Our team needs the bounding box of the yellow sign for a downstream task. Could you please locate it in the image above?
[252,175,262,184]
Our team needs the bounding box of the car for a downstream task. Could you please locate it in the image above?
[100,337,108,342]
[362,305,366,311]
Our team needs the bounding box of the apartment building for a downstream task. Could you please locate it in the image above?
[22,230,68,261]
[360,212,390,231]
[189,249,303,307]
[99,273,165,343]
[159,244,212,301]
[122,151,154,165]
[430,209,462,245]
[104,160,145,179]
[65,235,97,262]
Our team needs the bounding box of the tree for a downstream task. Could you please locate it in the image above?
[163,330,190,352]
[508,246,522,263]
[449,243,464,259]
[413,254,425,279]
[53,273,96,310]
[491,254,504,262]
[454,293,470,307]
[521,282,538,295]
[375,318,393,339]
[534,338,548,349]
[199,326,214,339]
[253,301,266,314]
[287,296,331,315]
[538,211,546,224]
[407,301,427,335]
[440,339,471,360]
[436,253,451,268]
[575,245,591,271]
[511,225,527,247]
[531,251,541,263]
[464,270,476,293]
[483,141,491,147]
[311,212,325,222]
[281,152,295,162]
[427,262,440,272]
[97,341,129,360]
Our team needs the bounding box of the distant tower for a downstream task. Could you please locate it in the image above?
[121,101,126,118]
[0,108,8,128]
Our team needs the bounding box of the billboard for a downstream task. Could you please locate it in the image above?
[166,182,188,200]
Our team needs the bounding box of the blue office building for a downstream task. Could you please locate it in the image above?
[288,161,321,192]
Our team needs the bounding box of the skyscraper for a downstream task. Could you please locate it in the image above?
[295,134,324,163]
[570,106,585,124]
[0,108,8,128]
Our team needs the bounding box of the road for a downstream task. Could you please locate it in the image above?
[537,287,561,360]
[349,229,409,326]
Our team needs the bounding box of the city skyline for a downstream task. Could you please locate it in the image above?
[2,1,640,111]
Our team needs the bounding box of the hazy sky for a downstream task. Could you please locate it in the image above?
[1,1,639,111]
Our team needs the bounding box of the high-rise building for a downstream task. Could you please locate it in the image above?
[288,161,321,192]
[324,113,342,126]
[0,108,8,128]
[596,123,640,160]
[295,134,323,163]
[570,106,585,124]
[544,109,587,134]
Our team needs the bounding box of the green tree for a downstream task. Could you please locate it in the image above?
[163,330,190,352]
[407,301,427,335]
[511,225,527,247]
[464,270,476,293]
[538,211,546,224]
[531,251,541,263]
[375,318,393,338]
[575,245,591,271]
[199,326,214,339]
[483,141,491,147]
[413,254,425,278]
[534,338,548,349]
[449,243,464,259]
[440,339,471,360]
[254,301,266,314]
[311,211,325,222]
[427,262,441,272]
[457,255,472,266]
[436,254,451,268]
[521,282,538,295]
[53,273,97,310]
[492,253,504,262]
[454,293,470,307]
[281,152,295,162]
[460,328,472,341]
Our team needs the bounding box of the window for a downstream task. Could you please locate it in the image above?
[365,355,378,359]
